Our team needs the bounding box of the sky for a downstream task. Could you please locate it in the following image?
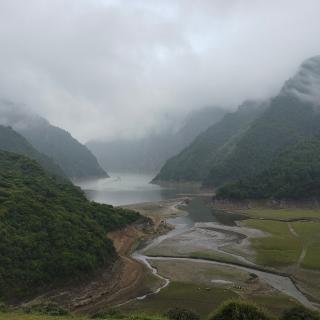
[0,0,320,143]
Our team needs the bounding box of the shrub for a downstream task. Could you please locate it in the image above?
[281,306,320,320]
[209,300,271,320]
[23,302,69,316]
[164,307,200,320]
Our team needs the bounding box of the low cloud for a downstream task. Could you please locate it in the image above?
[0,0,320,142]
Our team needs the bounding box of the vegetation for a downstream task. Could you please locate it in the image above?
[216,138,320,200]
[19,119,108,179]
[242,209,320,220]
[281,306,320,320]
[242,220,302,267]
[205,95,320,187]
[153,101,263,183]
[241,218,320,269]
[209,300,272,320]
[0,151,139,301]
[0,302,318,320]
[120,282,238,318]
[0,125,65,178]
[164,308,200,320]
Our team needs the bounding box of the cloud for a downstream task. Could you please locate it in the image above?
[0,0,320,142]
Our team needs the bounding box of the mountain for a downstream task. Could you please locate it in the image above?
[0,102,108,179]
[216,137,320,200]
[87,107,226,173]
[204,56,320,187]
[0,125,65,177]
[0,150,139,301]
[152,101,265,183]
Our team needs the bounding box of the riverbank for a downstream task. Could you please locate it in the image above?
[115,196,318,317]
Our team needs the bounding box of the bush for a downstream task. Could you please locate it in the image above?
[209,300,271,320]
[164,307,200,320]
[23,302,69,316]
[281,306,320,320]
[91,308,126,319]
[0,302,9,313]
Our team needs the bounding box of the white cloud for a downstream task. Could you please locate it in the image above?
[0,0,320,142]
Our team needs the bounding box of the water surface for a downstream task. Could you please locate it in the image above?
[75,172,199,206]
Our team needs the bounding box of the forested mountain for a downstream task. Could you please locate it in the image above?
[87,107,226,173]
[152,101,265,183]
[0,150,139,301]
[0,102,108,179]
[153,56,320,194]
[217,137,320,200]
[0,125,65,177]
[204,56,320,187]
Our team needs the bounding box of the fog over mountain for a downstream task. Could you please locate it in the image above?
[1,1,320,143]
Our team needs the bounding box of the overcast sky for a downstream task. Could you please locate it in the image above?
[0,0,320,142]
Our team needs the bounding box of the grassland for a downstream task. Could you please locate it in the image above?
[0,312,166,320]
[119,281,238,318]
[242,219,302,267]
[242,214,320,270]
[0,313,85,320]
[242,208,320,220]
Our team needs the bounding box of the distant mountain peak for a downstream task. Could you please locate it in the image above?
[281,55,320,105]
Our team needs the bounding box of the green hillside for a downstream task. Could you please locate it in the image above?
[19,121,108,179]
[152,101,264,183]
[0,151,139,301]
[204,95,319,187]
[0,125,65,178]
[216,137,320,200]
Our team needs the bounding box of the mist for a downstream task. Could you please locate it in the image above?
[0,0,320,142]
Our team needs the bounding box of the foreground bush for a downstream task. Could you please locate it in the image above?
[281,306,320,320]
[164,308,200,320]
[209,300,272,320]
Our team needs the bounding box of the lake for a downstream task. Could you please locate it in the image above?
[74,172,199,206]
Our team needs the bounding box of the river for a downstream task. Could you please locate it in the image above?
[76,172,316,310]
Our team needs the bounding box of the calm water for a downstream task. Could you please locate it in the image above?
[75,172,245,226]
[75,172,198,206]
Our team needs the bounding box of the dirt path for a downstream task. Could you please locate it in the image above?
[288,222,299,237]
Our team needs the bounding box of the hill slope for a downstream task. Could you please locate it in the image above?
[0,125,65,177]
[216,137,320,200]
[0,102,108,179]
[152,101,264,183]
[0,151,139,301]
[204,56,320,187]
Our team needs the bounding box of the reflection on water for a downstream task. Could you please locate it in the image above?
[75,172,246,227]
[169,197,247,227]
[74,172,198,206]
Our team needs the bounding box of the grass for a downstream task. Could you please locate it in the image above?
[246,294,301,315]
[242,209,320,220]
[119,281,238,319]
[0,311,167,320]
[242,216,320,270]
[0,312,85,320]
[291,221,320,270]
[242,219,302,267]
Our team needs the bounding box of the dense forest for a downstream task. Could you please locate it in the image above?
[0,125,65,178]
[152,101,265,183]
[154,56,320,202]
[0,102,108,179]
[216,138,320,200]
[204,95,319,187]
[0,151,139,301]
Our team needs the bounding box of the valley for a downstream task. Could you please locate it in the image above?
[71,173,320,317]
